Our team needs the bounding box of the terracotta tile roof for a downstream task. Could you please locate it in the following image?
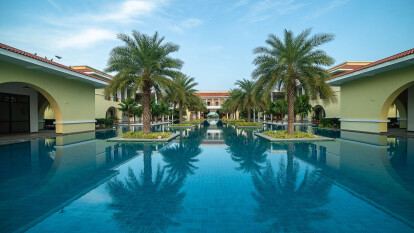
[0,43,109,83]
[330,48,414,80]
[195,92,230,97]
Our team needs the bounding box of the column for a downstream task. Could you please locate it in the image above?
[408,86,414,131]
[117,90,122,102]
[254,110,256,122]
[226,113,229,119]
[198,111,201,119]
[155,92,158,104]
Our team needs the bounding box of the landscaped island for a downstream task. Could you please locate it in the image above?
[235,122,263,127]
[262,130,317,139]
[122,131,172,139]
[168,124,194,128]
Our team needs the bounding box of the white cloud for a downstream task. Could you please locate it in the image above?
[47,0,62,11]
[99,0,159,23]
[306,0,350,20]
[56,29,115,49]
[170,17,203,33]
[233,0,249,7]
[241,0,308,22]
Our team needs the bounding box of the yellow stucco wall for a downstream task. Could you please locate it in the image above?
[95,89,122,119]
[340,65,414,133]
[310,86,341,118]
[0,60,96,133]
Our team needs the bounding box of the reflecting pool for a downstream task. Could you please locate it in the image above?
[0,124,413,232]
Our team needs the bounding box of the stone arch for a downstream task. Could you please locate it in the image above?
[379,81,414,132]
[313,105,326,120]
[106,106,119,119]
[0,81,62,133]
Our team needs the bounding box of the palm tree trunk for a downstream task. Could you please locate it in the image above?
[179,101,183,124]
[143,145,152,187]
[286,143,295,192]
[142,83,151,134]
[247,108,251,122]
[287,84,295,135]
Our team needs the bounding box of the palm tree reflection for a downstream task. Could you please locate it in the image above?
[251,144,332,231]
[161,127,205,179]
[106,144,185,232]
[223,128,268,175]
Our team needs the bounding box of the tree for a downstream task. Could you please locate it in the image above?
[252,28,336,135]
[272,98,288,123]
[105,31,183,134]
[225,79,256,122]
[295,94,313,124]
[167,75,199,124]
[117,98,137,124]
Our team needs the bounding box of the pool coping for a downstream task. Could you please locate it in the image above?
[234,125,264,128]
[106,132,180,142]
[255,132,335,141]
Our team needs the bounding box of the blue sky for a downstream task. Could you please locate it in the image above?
[1,0,413,90]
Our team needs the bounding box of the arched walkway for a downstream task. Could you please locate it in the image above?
[313,105,326,121]
[106,107,119,119]
[0,82,62,134]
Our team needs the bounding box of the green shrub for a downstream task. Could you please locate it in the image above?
[318,124,323,128]
[320,118,340,128]
[184,119,203,124]
[262,130,317,139]
[222,119,245,123]
[235,122,263,127]
[170,124,193,127]
[122,131,172,139]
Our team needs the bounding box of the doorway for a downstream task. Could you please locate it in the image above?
[0,92,30,134]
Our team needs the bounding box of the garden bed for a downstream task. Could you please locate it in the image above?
[107,132,179,142]
[255,130,334,142]
[168,124,195,128]
[234,122,263,128]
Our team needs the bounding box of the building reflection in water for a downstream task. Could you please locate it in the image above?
[0,128,141,232]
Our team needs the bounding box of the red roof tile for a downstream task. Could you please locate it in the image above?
[331,48,414,80]
[0,43,109,83]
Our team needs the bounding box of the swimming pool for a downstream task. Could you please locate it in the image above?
[1,124,413,232]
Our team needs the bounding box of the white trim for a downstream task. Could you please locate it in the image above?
[340,119,390,123]
[0,49,108,87]
[398,118,408,121]
[54,120,96,124]
[327,54,414,85]
[38,120,45,123]
[95,93,105,96]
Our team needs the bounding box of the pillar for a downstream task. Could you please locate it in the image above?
[409,86,414,131]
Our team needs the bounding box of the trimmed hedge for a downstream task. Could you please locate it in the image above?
[184,119,204,124]
[96,118,115,128]
[235,122,263,127]
[319,118,340,128]
[222,119,245,123]
[263,130,317,139]
[170,124,193,127]
[122,131,172,139]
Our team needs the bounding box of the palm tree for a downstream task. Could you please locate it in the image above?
[167,74,199,124]
[252,28,336,135]
[106,144,185,232]
[272,98,288,123]
[295,94,314,124]
[105,31,183,134]
[117,98,137,124]
[223,128,268,175]
[251,143,332,231]
[226,79,256,122]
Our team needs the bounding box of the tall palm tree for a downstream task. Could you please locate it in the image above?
[117,98,137,124]
[226,79,256,122]
[105,31,183,134]
[252,28,336,135]
[167,75,199,124]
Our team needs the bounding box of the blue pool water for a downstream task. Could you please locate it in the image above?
[1,124,413,232]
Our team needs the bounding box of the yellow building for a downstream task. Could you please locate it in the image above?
[0,43,108,134]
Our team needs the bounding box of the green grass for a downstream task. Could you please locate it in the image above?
[184,119,203,124]
[262,130,317,139]
[222,119,245,123]
[122,131,173,139]
[235,122,263,127]
[169,124,193,127]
